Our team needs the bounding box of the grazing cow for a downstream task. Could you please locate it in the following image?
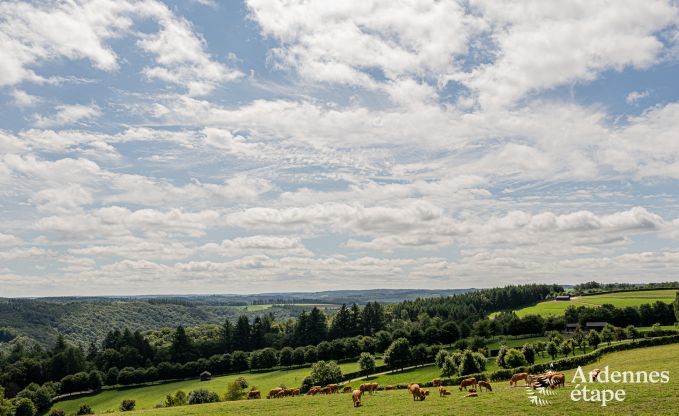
[438,387,451,397]
[510,372,530,386]
[408,383,421,401]
[342,386,353,393]
[307,386,321,395]
[320,386,332,395]
[432,378,443,387]
[384,385,396,391]
[465,392,478,397]
[478,381,492,392]
[248,390,261,399]
[590,369,601,382]
[459,377,477,391]
[291,388,300,396]
[418,389,430,401]
[550,373,565,389]
[326,384,340,394]
[352,390,362,407]
[267,388,283,399]
[360,383,378,395]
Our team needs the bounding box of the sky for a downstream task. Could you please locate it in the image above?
[2,0,679,296]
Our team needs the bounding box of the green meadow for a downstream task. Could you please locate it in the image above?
[497,289,678,318]
[81,343,679,416]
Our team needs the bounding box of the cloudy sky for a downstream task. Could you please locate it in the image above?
[2,0,679,296]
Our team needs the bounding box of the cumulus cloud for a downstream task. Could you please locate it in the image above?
[33,104,102,128]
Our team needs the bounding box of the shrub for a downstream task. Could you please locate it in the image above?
[223,382,243,401]
[384,338,411,370]
[76,404,93,415]
[358,352,376,376]
[458,349,484,375]
[13,398,36,416]
[119,399,136,411]
[310,360,343,386]
[300,375,314,394]
[504,349,527,368]
[49,410,66,416]
[234,377,248,390]
[164,390,187,407]
[496,345,508,368]
[434,349,449,369]
[187,389,220,405]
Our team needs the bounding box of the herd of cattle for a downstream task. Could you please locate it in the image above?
[243,369,573,408]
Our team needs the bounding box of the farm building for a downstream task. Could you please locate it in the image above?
[564,323,580,333]
[585,322,608,331]
[200,371,212,381]
[555,294,571,301]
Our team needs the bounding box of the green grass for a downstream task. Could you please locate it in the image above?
[495,289,678,318]
[86,343,679,416]
[50,359,382,415]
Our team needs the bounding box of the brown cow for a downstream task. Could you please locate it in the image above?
[360,383,378,395]
[510,372,529,386]
[307,386,321,395]
[248,390,261,399]
[342,386,352,393]
[432,378,443,387]
[319,386,332,395]
[465,392,478,397]
[419,389,430,401]
[590,369,601,382]
[478,381,492,392]
[291,388,300,396]
[384,385,396,391]
[267,388,283,399]
[326,384,340,394]
[438,387,451,397]
[550,373,565,389]
[352,389,362,407]
[459,377,477,391]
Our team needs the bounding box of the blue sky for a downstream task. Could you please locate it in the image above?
[2,0,679,296]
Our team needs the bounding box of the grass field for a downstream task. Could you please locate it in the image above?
[88,343,679,416]
[495,289,678,318]
[50,359,382,415]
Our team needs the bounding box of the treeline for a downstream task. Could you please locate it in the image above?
[392,284,561,322]
[573,281,679,295]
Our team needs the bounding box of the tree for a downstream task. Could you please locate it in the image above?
[358,352,376,377]
[292,347,306,366]
[458,349,483,375]
[503,349,527,368]
[601,325,616,346]
[411,344,429,366]
[0,387,11,416]
[231,351,249,372]
[14,398,36,416]
[626,325,640,341]
[234,316,251,351]
[546,341,558,360]
[434,349,449,369]
[220,320,234,353]
[559,340,572,357]
[441,322,460,344]
[384,338,411,371]
[521,343,536,365]
[586,330,601,350]
[279,347,294,368]
[309,361,343,386]
[170,326,194,363]
[572,327,586,353]
[329,304,353,339]
[496,345,508,368]
[674,291,679,323]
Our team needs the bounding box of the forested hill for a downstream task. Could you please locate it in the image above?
[0,288,473,346]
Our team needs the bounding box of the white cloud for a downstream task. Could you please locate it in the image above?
[626,89,651,104]
[33,104,102,128]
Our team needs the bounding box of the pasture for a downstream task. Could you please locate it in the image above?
[498,289,677,317]
[50,359,381,415]
[88,343,679,416]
